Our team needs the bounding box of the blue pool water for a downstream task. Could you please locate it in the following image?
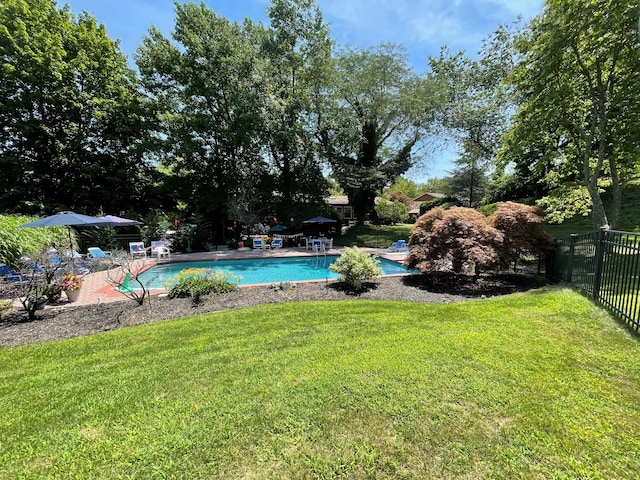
[138,255,414,289]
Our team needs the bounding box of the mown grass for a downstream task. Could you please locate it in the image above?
[1,288,639,479]
[337,223,413,248]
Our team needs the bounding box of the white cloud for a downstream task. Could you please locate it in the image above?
[316,0,545,67]
[488,0,544,19]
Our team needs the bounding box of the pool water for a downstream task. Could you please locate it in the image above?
[138,255,413,289]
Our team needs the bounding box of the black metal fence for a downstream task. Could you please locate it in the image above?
[553,228,640,331]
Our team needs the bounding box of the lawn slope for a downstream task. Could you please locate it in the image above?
[1,288,639,479]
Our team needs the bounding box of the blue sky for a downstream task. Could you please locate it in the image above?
[63,0,543,180]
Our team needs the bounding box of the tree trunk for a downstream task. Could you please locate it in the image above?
[586,181,608,229]
[608,154,622,229]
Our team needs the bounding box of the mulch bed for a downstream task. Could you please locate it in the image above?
[0,273,551,348]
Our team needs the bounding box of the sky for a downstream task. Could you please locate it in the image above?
[63,0,544,181]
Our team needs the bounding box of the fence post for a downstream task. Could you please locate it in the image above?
[592,227,607,301]
[567,234,577,282]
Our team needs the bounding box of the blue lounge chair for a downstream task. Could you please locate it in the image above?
[47,249,92,274]
[253,238,265,250]
[0,263,23,282]
[388,240,407,251]
[271,238,283,250]
[20,256,44,272]
[87,247,112,259]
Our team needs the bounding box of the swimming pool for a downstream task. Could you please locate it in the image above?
[138,255,414,289]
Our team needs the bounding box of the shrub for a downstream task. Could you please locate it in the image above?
[375,200,409,225]
[329,247,382,289]
[165,268,240,299]
[487,201,555,268]
[0,299,11,319]
[419,196,458,215]
[407,202,555,277]
[406,207,503,277]
[0,215,70,267]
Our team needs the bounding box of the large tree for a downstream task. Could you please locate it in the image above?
[446,153,489,208]
[0,0,151,215]
[428,26,517,207]
[318,44,438,224]
[500,0,640,228]
[260,0,333,220]
[136,2,269,229]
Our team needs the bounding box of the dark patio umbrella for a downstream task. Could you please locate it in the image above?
[19,211,111,250]
[18,211,108,228]
[269,224,287,232]
[302,216,337,224]
[87,215,142,227]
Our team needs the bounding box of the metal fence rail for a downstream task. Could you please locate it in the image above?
[553,228,640,331]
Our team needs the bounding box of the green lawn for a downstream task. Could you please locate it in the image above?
[1,288,639,479]
[336,223,413,248]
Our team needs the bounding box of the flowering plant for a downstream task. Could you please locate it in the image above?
[59,273,83,291]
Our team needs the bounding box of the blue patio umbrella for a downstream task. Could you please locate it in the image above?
[269,224,287,232]
[302,216,337,224]
[18,211,108,228]
[19,211,112,251]
[86,215,142,227]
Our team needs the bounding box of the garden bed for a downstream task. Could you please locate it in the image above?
[0,273,550,348]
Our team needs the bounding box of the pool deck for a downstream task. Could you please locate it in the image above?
[49,246,409,308]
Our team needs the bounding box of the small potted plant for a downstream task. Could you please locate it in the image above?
[59,273,83,302]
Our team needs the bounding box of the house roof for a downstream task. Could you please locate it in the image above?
[407,201,422,215]
[413,192,445,202]
[325,195,350,206]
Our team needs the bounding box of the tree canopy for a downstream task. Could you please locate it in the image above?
[500,0,640,228]
[317,44,440,224]
[3,0,639,239]
[136,2,270,229]
[0,0,151,215]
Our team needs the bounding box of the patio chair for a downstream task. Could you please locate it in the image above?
[253,238,266,250]
[0,263,23,282]
[388,240,407,251]
[312,240,326,254]
[20,256,44,272]
[48,250,92,274]
[87,247,112,259]
[151,240,171,259]
[271,238,283,250]
[129,241,147,258]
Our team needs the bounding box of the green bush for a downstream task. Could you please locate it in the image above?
[329,246,382,289]
[0,299,11,318]
[375,200,409,225]
[477,203,499,216]
[165,268,240,299]
[419,197,458,215]
[0,215,70,267]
